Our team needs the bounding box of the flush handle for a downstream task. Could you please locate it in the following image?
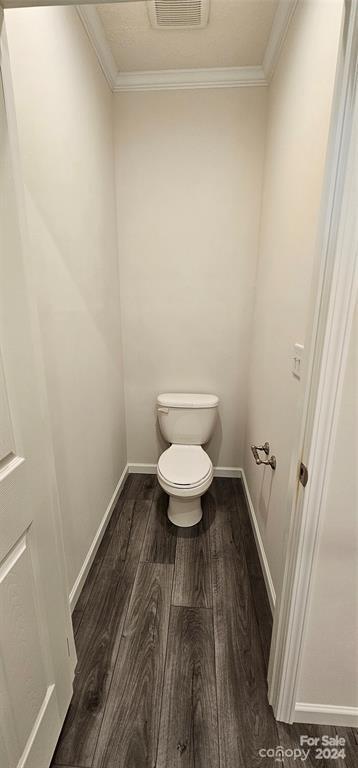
[157,407,169,414]
[251,442,277,470]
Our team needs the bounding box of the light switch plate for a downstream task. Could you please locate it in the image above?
[292,343,304,380]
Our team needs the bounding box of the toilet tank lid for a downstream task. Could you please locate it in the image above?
[157,393,219,409]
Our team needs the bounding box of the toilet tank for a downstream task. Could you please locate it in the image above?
[157,393,219,445]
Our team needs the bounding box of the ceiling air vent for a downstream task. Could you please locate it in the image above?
[147,0,210,30]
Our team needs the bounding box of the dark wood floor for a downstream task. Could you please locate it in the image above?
[51,475,357,768]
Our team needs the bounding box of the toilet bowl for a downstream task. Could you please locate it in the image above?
[156,393,219,527]
[158,445,214,526]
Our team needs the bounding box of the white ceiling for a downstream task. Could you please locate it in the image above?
[96,0,278,73]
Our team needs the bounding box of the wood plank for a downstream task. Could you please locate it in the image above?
[231,479,273,669]
[212,549,278,767]
[157,606,219,768]
[201,486,216,524]
[232,477,263,578]
[53,476,356,768]
[340,728,358,747]
[141,490,177,563]
[344,745,358,768]
[100,499,135,566]
[72,515,113,616]
[172,514,212,608]
[249,575,273,672]
[71,608,83,637]
[210,478,243,560]
[93,562,173,768]
[53,500,151,768]
[53,560,128,767]
[120,472,158,501]
[73,496,132,615]
[333,728,358,768]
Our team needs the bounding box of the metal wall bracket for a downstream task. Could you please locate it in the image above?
[251,443,277,470]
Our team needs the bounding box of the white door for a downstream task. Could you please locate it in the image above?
[0,15,75,767]
[268,1,357,722]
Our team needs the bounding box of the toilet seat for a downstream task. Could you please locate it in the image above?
[157,445,212,489]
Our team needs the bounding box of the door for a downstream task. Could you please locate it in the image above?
[0,14,75,767]
[268,0,357,723]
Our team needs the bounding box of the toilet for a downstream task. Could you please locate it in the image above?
[156,393,219,527]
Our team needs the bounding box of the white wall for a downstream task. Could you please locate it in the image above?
[114,88,267,468]
[6,7,127,596]
[243,0,343,595]
[297,303,358,710]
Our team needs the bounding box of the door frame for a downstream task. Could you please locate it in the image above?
[268,0,357,724]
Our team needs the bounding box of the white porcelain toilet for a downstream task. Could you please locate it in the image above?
[156,393,219,527]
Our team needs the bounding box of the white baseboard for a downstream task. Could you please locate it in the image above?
[213,466,242,478]
[128,462,242,478]
[128,462,156,474]
[69,463,129,612]
[294,702,358,728]
[240,469,276,614]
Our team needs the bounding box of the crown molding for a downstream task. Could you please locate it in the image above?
[114,66,267,92]
[76,5,117,90]
[77,1,297,93]
[263,0,299,81]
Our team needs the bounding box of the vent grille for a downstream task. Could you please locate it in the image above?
[147,0,210,30]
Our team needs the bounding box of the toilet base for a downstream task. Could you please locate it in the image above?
[167,494,202,527]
